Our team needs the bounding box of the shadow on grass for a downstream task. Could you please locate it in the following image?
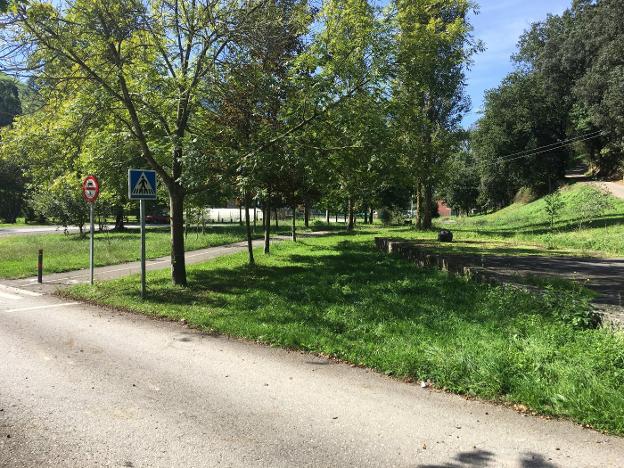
[385,238,573,257]
[139,238,553,333]
[452,213,624,238]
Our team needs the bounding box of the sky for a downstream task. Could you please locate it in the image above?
[463,0,571,128]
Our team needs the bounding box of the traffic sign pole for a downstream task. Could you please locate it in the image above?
[140,199,146,299]
[82,175,100,286]
[128,169,157,299]
[89,204,94,285]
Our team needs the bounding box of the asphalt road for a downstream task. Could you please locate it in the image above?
[1,285,623,467]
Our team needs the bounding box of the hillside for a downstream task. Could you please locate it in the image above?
[446,183,624,256]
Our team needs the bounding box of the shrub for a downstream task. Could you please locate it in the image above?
[577,185,613,229]
[378,207,393,225]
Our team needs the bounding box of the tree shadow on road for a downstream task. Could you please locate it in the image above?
[418,449,557,468]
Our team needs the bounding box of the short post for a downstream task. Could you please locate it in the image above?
[89,203,95,285]
[37,249,43,283]
[140,199,146,299]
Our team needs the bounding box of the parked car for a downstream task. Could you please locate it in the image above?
[145,213,170,224]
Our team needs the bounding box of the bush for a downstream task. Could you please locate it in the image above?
[378,207,393,225]
[31,174,89,234]
[544,190,564,230]
[577,185,614,229]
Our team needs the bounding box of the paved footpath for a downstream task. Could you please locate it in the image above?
[4,239,266,294]
[1,286,623,467]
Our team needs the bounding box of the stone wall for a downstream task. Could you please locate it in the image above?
[375,237,498,284]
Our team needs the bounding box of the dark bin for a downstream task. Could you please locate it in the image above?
[438,230,453,242]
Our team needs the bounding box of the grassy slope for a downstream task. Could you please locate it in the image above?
[66,232,624,435]
[0,225,251,279]
[442,184,624,256]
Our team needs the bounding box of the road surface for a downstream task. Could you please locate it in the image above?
[1,285,623,467]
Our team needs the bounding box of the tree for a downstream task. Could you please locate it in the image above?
[31,173,89,234]
[473,71,569,208]
[308,0,386,231]
[0,77,21,127]
[0,155,24,222]
[3,0,285,286]
[391,0,478,229]
[544,190,564,230]
[440,142,480,215]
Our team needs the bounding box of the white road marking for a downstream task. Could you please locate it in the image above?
[0,291,21,300]
[0,284,42,297]
[6,302,80,313]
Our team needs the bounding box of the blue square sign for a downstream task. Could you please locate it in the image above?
[128,169,157,200]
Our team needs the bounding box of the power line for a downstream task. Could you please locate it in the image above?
[485,129,604,164]
[446,130,608,191]
[480,130,607,169]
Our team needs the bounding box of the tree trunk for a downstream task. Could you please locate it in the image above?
[114,206,125,231]
[253,200,257,229]
[347,198,354,231]
[335,213,338,223]
[415,185,423,230]
[245,198,254,266]
[326,209,330,224]
[264,197,271,254]
[239,204,243,226]
[261,203,265,230]
[422,183,433,230]
[274,208,279,227]
[363,206,368,224]
[304,200,310,228]
[169,188,187,286]
[369,207,374,224]
[292,204,297,242]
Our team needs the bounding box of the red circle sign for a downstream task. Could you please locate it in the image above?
[82,175,100,203]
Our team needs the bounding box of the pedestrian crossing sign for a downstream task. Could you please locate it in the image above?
[128,169,157,200]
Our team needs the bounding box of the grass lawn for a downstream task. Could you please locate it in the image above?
[0,217,44,228]
[0,220,340,279]
[437,183,624,257]
[66,231,624,435]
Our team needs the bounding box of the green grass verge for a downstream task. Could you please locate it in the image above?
[65,232,624,435]
[439,184,624,256]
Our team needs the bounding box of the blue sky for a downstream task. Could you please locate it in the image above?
[463,0,571,127]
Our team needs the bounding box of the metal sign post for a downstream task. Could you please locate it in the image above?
[82,175,100,285]
[128,169,158,299]
[140,199,146,298]
[89,203,94,285]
